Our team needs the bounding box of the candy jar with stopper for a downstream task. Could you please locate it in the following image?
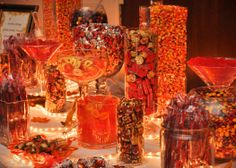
[187,57,236,161]
[20,12,62,96]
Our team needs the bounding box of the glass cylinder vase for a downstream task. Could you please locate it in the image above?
[160,127,215,168]
[124,28,157,115]
[117,98,144,165]
[77,95,120,149]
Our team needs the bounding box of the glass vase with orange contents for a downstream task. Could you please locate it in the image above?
[77,95,120,149]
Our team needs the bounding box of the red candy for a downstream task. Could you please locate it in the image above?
[125,29,157,115]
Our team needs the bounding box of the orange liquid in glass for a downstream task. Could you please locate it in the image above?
[21,40,61,62]
[77,95,119,148]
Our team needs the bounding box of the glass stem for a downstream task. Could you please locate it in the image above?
[37,61,46,96]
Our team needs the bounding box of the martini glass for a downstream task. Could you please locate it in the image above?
[187,57,236,161]
[20,39,62,96]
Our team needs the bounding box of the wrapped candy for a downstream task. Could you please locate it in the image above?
[161,93,214,168]
[45,65,66,113]
[3,35,37,88]
[117,98,144,164]
[125,28,157,115]
[0,66,29,145]
[73,23,125,78]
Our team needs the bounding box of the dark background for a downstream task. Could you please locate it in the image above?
[121,0,236,91]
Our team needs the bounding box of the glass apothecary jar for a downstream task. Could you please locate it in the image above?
[189,86,236,161]
[161,127,215,168]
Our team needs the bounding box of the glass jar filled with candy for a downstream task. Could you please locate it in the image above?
[161,94,215,168]
[125,6,157,115]
[188,57,236,161]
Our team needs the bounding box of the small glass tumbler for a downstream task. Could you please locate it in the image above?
[0,100,30,145]
[77,95,120,149]
[160,127,215,168]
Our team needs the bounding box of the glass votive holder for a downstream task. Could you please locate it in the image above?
[0,99,30,145]
[160,127,215,168]
[77,95,120,149]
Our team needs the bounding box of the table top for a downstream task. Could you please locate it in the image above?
[0,105,235,168]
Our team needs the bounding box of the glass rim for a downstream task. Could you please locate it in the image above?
[161,125,211,132]
[78,95,120,105]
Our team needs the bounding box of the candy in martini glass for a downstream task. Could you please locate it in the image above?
[188,57,236,161]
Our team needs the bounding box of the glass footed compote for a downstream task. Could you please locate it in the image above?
[20,38,62,96]
[187,57,236,161]
[57,48,121,149]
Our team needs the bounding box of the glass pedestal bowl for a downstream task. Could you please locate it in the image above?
[187,57,236,161]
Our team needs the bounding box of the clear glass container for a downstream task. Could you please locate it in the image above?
[0,71,30,145]
[124,28,157,115]
[187,57,236,161]
[189,86,236,161]
[117,98,144,165]
[160,127,215,168]
[77,95,120,149]
[71,2,108,28]
[0,100,30,146]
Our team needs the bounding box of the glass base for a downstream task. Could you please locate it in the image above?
[78,140,116,149]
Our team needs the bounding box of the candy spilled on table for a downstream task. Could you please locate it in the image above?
[161,93,214,168]
[117,98,144,164]
[149,4,187,116]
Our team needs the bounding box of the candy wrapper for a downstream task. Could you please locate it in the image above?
[45,65,66,113]
[161,93,214,168]
[73,23,125,78]
[149,4,187,116]
[117,98,144,164]
[54,156,130,168]
[125,28,157,115]
[0,67,29,145]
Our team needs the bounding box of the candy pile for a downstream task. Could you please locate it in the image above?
[150,5,187,116]
[189,87,236,160]
[9,135,77,168]
[54,157,129,168]
[45,65,66,113]
[43,0,80,50]
[71,6,107,28]
[125,29,157,115]
[0,69,28,145]
[73,23,124,77]
[42,0,58,39]
[162,94,213,168]
[117,98,144,164]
